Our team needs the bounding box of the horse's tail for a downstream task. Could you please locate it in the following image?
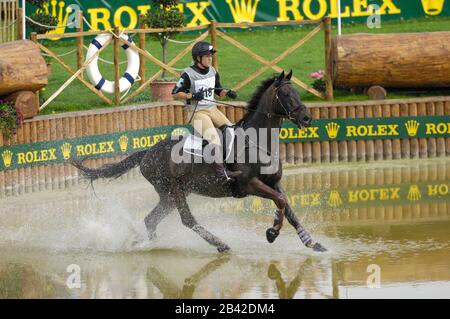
[72,149,148,182]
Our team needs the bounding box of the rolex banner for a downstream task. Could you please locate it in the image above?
[27,0,450,38]
[2,116,450,171]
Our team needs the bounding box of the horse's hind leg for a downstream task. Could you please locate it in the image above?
[144,196,175,241]
[173,189,230,253]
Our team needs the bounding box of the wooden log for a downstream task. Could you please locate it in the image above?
[337,106,348,161]
[329,107,339,162]
[21,122,32,193]
[30,121,38,192]
[294,143,303,164]
[210,20,218,71]
[0,129,5,197]
[303,140,312,163]
[347,106,357,161]
[286,143,295,164]
[280,143,286,164]
[332,32,450,89]
[114,28,121,105]
[311,107,321,163]
[76,10,84,80]
[56,119,65,190]
[175,105,184,125]
[138,15,146,84]
[61,116,72,188]
[446,102,450,155]
[409,103,420,158]
[356,105,366,161]
[10,128,19,196]
[400,103,410,158]
[48,119,58,190]
[391,103,401,159]
[37,119,46,191]
[373,104,384,160]
[426,102,437,158]
[320,107,330,162]
[367,86,387,100]
[0,40,48,95]
[364,106,374,161]
[3,90,39,119]
[382,104,392,159]
[69,116,77,186]
[435,101,446,157]
[2,132,12,196]
[417,102,428,158]
[324,17,333,100]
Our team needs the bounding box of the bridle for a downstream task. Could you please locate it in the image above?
[197,82,302,122]
[270,81,301,121]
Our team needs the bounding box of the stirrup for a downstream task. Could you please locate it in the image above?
[223,169,242,183]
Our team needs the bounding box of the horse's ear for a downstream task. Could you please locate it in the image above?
[286,70,293,80]
[275,71,285,85]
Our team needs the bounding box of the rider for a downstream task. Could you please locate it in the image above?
[172,41,242,184]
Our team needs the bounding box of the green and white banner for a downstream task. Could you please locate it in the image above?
[280,115,450,142]
[1,115,450,171]
[27,0,450,38]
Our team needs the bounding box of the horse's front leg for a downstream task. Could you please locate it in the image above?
[274,183,327,252]
[246,178,287,243]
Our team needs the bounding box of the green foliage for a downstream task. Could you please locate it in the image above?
[312,79,326,93]
[143,0,186,78]
[143,0,186,39]
[27,12,58,35]
[0,100,22,139]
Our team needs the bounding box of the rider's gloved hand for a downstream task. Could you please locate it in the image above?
[226,90,237,99]
[191,89,205,101]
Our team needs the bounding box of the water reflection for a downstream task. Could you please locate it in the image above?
[0,158,449,298]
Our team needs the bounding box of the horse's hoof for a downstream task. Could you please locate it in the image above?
[217,245,231,253]
[312,242,327,252]
[148,232,157,242]
[266,227,280,243]
[267,264,280,279]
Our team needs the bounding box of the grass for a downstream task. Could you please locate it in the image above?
[38,16,450,115]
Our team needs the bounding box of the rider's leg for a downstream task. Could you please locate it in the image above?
[191,110,241,183]
[204,106,233,127]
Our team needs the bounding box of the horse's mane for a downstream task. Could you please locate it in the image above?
[235,76,277,126]
[246,76,277,111]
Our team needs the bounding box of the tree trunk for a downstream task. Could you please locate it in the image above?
[332,32,450,89]
[162,36,167,79]
[0,40,48,95]
[4,90,39,119]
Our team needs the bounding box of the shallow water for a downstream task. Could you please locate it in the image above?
[0,158,449,298]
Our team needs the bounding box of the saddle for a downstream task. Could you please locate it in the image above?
[182,124,236,160]
[177,124,248,198]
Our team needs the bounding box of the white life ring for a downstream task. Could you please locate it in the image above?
[85,33,140,94]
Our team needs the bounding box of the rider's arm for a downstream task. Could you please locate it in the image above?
[214,72,228,98]
[172,73,192,101]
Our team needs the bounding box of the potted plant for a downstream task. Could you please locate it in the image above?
[309,70,326,93]
[143,0,186,101]
[0,100,23,139]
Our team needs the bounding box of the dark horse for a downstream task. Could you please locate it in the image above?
[73,70,327,253]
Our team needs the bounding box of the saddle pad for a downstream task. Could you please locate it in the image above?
[182,127,236,159]
[183,134,204,157]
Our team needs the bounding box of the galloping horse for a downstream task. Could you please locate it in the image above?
[73,70,327,252]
